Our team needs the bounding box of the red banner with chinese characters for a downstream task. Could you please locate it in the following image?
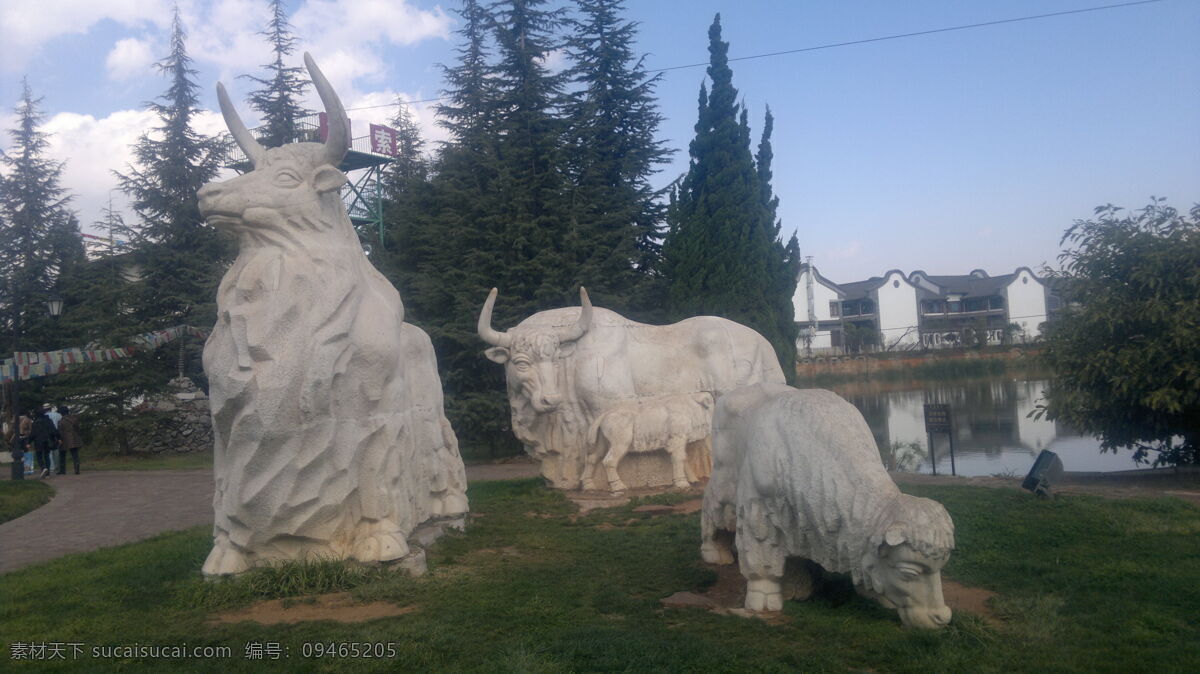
[369,123,399,156]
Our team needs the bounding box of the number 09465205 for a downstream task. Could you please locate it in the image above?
[301,642,397,658]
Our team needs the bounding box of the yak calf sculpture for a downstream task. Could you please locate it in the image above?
[701,383,955,629]
[197,54,467,576]
[582,392,714,493]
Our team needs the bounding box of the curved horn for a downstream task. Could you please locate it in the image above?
[304,52,348,166]
[556,287,593,343]
[217,82,265,167]
[478,288,512,347]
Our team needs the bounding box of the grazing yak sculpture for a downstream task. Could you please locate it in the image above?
[478,288,785,490]
[198,54,467,576]
[701,383,956,629]
[582,392,715,494]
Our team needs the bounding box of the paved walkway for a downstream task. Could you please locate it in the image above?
[0,461,540,575]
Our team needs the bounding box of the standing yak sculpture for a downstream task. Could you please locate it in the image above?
[198,54,467,576]
[478,288,785,491]
[701,383,956,629]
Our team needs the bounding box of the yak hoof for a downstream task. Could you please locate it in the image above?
[745,578,783,612]
[441,493,470,516]
[700,541,735,565]
[202,541,250,577]
[354,531,409,563]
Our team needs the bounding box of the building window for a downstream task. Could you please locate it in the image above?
[892,280,899,288]
[829,301,840,317]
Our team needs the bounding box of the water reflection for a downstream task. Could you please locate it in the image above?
[831,378,1142,477]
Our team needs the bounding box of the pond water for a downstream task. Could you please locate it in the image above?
[828,378,1142,477]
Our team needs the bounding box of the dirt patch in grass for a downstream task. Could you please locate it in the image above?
[209,592,417,625]
[674,561,999,628]
[942,578,1000,625]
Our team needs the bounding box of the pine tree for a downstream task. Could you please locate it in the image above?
[115,7,230,387]
[0,81,79,422]
[0,80,76,358]
[563,0,671,318]
[242,0,311,148]
[376,99,431,290]
[387,0,578,456]
[661,14,797,374]
[40,207,161,454]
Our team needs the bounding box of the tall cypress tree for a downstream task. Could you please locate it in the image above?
[115,7,230,386]
[661,14,796,374]
[756,106,801,378]
[562,0,671,317]
[242,0,311,148]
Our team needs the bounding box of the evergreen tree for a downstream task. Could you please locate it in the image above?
[755,106,801,377]
[0,80,76,358]
[115,7,230,387]
[242,0,311,148]
[385,0,578,456]
[376,99,431,289]
[661,14,797,375]
[40,208,161,453]
[0,81,79,422]
[563,0,671,318]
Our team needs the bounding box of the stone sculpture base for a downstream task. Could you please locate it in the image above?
[578,440,712,493]
[396,514,467,576]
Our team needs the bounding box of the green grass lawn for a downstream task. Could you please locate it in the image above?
[1,480,1197,672]
[0,480,53,524]
[85,451,213,472]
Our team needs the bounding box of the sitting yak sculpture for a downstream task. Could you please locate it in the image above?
[582,392,714,494]
[197,54,467,576]
[478,287,784,490]
[701,383,956,629]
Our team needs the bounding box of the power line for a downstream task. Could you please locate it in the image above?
[649,0,1165,73]
[342,0,1165,113]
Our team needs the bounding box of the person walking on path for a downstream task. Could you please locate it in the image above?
[19,409,35,476]
[29,409,59,478]
[8,430,24,480]
[46,405,62,430]
[56,406,82,475]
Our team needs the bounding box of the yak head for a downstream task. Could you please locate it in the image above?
[861,494,956,629]
[198,53,352,247]
[478,287,592,414]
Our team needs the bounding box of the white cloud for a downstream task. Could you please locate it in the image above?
[0,0,170,71]
[40,108,156,230]
[342,89,446,150]
[106,37,157,81]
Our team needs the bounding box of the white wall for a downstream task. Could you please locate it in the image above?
[794,266,844,355]
[1004,269,1048,339]
[793,267,842,322]
[875,271,920,349]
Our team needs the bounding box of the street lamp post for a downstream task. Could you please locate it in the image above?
[8,293,65,432]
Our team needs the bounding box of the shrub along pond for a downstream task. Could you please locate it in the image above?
[1,479,1197,672]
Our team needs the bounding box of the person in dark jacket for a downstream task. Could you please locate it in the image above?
[29,408,59,478]
[56,406,82,475]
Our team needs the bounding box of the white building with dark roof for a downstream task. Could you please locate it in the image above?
[794,264,1054,355]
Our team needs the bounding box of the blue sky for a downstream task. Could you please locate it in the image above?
[2,0,1196,284]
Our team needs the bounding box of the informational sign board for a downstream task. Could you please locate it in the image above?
[923,403,952,433]
[369,123,399,156]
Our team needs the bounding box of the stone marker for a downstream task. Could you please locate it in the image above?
[197,54,467,576]
[478,288,785,492]
[701,383,956,629]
